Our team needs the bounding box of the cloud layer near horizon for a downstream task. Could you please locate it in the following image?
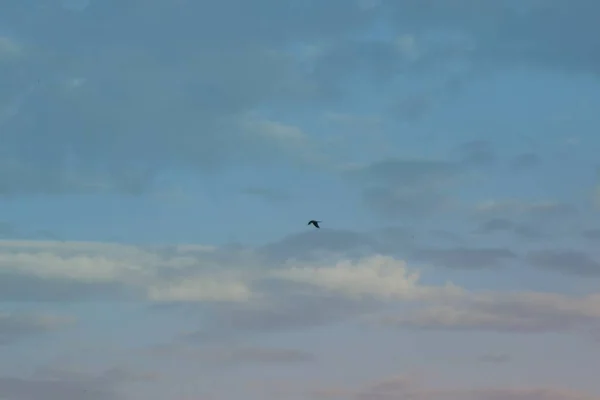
[1,238,599,333]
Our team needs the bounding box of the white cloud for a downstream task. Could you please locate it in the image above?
[272,255,463,301]
[0,240,249,303]
[146,276,255,303]
[0,239,599,337]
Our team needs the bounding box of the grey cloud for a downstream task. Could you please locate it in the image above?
[311,374,597,400]
[3,0,596,196]
[213,347,315,365]
[524,203,578,219]
[378,289,600,335]
[475,217,545,239]
[381,304,593,335]
[323,112,384,133]
[348,159,461,188]
[0,366,155,400]
[476,218,514,233]
[260,229,379,263]
[148,344,315,366]
[0,222,62,241]
[512,224,546,239]
[474,200,578,224]
[0,312,74,345]
[241,186,291,203]
[390,92,433,121]
[32,366,157,386]
[0,221,16,237]
[184,293,379,342]
[526,250,600,276]
[0,272,137,302]
[345,158,464,217]
[457,140,496,167]
[258,225,422,265]
[510,153,540,171]
[306,34,455,97]
[61,0,90,12]
[470,201,578,244]
[375,226,419,253]
[0,0,385,195]
[582,229,600,240]
[412,247,517,269]
[0,376,118,400]
[362,185,451,218]
[478,353,511,364]
[308,39,402,92]
[385,0,600,77]
[27,229,64,241]
[426,229,464,244]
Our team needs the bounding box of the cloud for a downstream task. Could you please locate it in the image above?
[0,0,390,196]
[323,112,383,132]
[1,0,599,196]
[270,255,463,301]
[378,291,600,335]
[0,376,117,400]
[182,293,378,342]
[411,247,517,270]
[0,221,17,238]
[474,218,545,239]
[0,36,23,60]
[384,1,600,78]
[259,229,379,263]
[582,229,600,241]
[0,312,74,344]
[478,353,511,364]
[1,239,599,339]
[526,249,600,277]
[241,186,291,203]
[510,153,541,171]
[60,0,91,12]
[470,199,580,242]
[594,185,600,209]
[311,373,598,400]
[474,200,578,222]
[147,344,315,366]
[146,276,255,303]
[457,140,496,167]
[0,366,156,400]
[0,240,253,303]
[344,158,465,217]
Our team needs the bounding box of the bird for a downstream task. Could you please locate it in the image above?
[307,220,321,228]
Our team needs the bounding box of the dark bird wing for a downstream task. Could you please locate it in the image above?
[307,220,321,228]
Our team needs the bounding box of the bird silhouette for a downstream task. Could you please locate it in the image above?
[307,220,321,228]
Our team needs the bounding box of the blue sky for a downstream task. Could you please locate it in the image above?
[1,1,600,399]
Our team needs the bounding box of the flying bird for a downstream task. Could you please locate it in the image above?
[307,220,321,229]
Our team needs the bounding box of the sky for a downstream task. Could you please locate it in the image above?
[1,0,600,399]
